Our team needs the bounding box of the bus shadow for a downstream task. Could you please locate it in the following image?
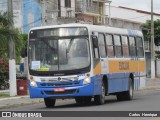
[41,97,120,109]
[39,95,141,110]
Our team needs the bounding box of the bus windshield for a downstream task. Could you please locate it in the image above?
[28,27,90,75]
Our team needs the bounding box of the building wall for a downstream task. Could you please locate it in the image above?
[0,0,23,31]
[106,6,160,24]
[45,0,58,25]
[76,14,93,24]
[13,0,23,32]
[107,18,141,30]
[156,60,160,77]
[60,0,75,18]
[0,0,7,12]
[22,0,42,33]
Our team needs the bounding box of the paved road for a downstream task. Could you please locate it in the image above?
[1,89,160,111]
[1,89,160,120]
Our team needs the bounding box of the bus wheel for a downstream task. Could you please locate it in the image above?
[94,82,105,105]
[117,78,133,101]
[44,98,56,108]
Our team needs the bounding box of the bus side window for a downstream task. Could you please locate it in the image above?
[92,34,99,58]
[122,36,129,57]
[105,34,114,57]
[98,33,107,58]
[114,35,122,57]
[129,37,137,57]
[136,37,144,58]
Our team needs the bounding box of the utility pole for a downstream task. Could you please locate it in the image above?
[108,0,112,26]
[8,0,17,96]
[41,0,47,26]
[151,0,155,79]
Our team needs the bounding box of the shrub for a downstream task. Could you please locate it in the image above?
[0,57,9,87]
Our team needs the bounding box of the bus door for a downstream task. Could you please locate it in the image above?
[136,37,146,89]
[98,33,108,74]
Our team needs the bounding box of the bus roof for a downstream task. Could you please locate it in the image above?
[30,23,143,37]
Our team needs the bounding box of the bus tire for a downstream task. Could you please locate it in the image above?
[44,98,56,108]
[117,78,133,101]
[75,97,92,104]
[94,82,105,105]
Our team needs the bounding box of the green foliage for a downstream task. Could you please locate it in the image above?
[0,56,9,85]
[142,19,160,46]
[155,51,160,59]
[142,19,160,59]
[0,12,26,64]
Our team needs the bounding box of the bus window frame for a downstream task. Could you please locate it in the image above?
[105,33,115,58]
[91,33,100,59]
[113,34,123,58]
[121,35,130,58]
[136,36,144,58]
[98,33,107,58]
[128,36,137,57]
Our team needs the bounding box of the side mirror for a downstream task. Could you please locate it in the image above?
[92,35,98,48]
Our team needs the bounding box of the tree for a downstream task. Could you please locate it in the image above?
[142,19,160,46]
[142,19,160,58]
[0,12,25,63]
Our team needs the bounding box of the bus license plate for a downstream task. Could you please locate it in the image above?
[54,88,65,92]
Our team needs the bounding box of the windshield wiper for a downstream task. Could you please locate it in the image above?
[41,38,57,52]
[66,38,74,53]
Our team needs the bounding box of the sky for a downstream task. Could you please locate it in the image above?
[111,0,160,13]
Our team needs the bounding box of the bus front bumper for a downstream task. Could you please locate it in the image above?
[29,83,94,98]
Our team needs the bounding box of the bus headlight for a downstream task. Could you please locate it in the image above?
[83,76,91,85]
[30,76,37,87]
[30,80,37,87]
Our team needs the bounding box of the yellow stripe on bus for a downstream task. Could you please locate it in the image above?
[94,62,102,75]
[108,60,146,74]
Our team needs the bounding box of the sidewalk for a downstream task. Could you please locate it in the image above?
[145,78,160,90]
[0,78,159,109]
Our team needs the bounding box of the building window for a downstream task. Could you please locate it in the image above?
[114,35,122,57]
[98,33,106,57]
[106,34,114,57]
[65,0,71,8]
[129,37,137,57]
[136,37,144,57]
[122,36,129,57]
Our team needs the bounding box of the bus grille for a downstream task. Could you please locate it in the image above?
[44,89,76,95]
[40,81,80,87]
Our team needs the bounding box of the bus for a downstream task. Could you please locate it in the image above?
[28,24,146,107]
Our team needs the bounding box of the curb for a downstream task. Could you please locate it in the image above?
[0,99,44,109]
[143,86,160,90]
[0,95,29,101]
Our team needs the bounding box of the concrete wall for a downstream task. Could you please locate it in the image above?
[13,0,23,32]
[156,60,160,77]
[106,18,141,30]
[22,0,42,33]
[61,0,75,18]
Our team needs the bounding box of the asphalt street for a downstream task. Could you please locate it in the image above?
[1,89,160,120]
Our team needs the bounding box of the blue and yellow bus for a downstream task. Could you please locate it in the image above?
[28,24,146,107]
